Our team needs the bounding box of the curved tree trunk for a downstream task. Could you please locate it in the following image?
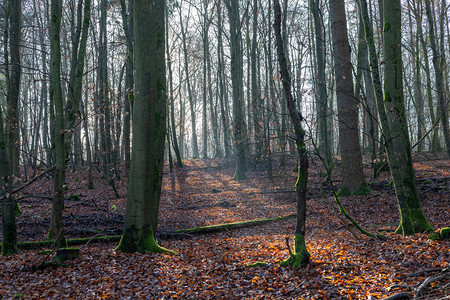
[274,0,310,268]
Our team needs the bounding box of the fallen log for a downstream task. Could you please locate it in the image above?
[1,214,297,251]
[175,214,296,234]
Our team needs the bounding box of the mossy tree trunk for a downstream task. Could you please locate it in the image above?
[48,0,67,249]
[116,0,170,253]
[329,0,367,195]
[274,0,310,267]
[358,0,432,236]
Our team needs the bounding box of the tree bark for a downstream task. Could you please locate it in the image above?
[165,2,182,167]
[179,7,199,159]
[274,0,310,268]
[48,0,67,248]
[329,0,367,195]
[120,0,133,173]
[225,0,247,180]
[1,79,17,255]
[116,0,171,253]
[216,1,231,158]
[424,0,450,158]
[5,0,20,182]
[309,0,333,168]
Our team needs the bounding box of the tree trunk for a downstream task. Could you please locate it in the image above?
[274,0,310,268]
[310,0,333,169]
[329,0,367,195]
[116,0,171,254]
[6,0,20,182]
[225,0,247,180]
[359,0,433,236]
[1,78,17,255]
[251,0,262,165]
[408,0,424,152]
[424,0,450,158]
[48,0,67,248]
[217,1,230,158]
[357,12,378,176]
[120,0,133,173]
[179,7,199,159]
[66,0,91,165]
[165,2,182,167]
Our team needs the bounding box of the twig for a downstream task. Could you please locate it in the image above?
[0,166,55,203]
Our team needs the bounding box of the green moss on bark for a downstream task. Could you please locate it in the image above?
[337,187,351,197]
[246,261,269,268]
[337,183,371,197]
[354,183,371,196]
[440,227,450,240]
[115,225,176,254]
[428,232,440,240]
[395,208,433,236]
[279,235,310,268]
[295,166,307,190]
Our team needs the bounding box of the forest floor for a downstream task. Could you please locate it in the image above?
[0,153,449,299]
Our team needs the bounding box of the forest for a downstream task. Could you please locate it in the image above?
[0,0,449,298]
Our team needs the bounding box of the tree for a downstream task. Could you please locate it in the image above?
[251,0,262,165]
[309,0,333,169]
[66,0,91,158]
[47,0,67,248]
[423,0,450,158]
[329,0,367,195]
[1,95,16,256]
[225,0,247,180]
[115,0,172,253]
[5,0,20,180]
[382,0,433,235]
[216,1,231,158]
[179,4,199,159]
[274,0,310,268]
[358,0,432,235]
[165,1,183,167]
[1,0,19,256]
[120,0,134,173]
